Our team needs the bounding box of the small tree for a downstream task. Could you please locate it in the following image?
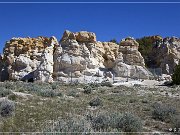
[109,39,119,44]
[172,63,180,85]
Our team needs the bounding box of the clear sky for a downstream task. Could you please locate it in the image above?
[0,1,180,52]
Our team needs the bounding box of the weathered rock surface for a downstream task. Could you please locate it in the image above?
[151,36,180,74]
[0,30,151,82]
[1,36,58,82]
[53,30,119,81]
[113,37,151,79]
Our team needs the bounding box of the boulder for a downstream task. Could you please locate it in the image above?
[76,31,96,42]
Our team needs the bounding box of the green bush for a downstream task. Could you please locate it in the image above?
[56,92,63,97]
[8,93,17,101]
[38,89,57,97]
[51,82,59,90]
[0,88,12,97]
[172,63,180,85]
[101,80,113,87]
[0,99,15,117]
[91,114,109,131]
[109,39,119,44]
[67,89,79,97]
[83,86,92,94]
[44,112,142,133]
[152,103,176,122]
[44,117,90,133]
[91,112,142,132]
[89,82,101,88]
[171,115,180,133]
[89,97,103,107]
[117,113,142,132]
[137,36,162,68]
[3,81,15,90]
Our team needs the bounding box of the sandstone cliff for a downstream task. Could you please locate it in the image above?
[0,30,151,82]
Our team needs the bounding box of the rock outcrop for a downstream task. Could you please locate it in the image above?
[0,30,151,82]
[1,36,59,82]
[151,36,180,74]
[53,30,119,81]
[113,37,151,79]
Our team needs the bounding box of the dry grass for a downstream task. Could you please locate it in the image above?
[0,81,179,134]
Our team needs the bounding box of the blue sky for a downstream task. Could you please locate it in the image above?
[0,1,180,52]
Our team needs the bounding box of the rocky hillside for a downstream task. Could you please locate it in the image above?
[1,30,179,82]
[152,37,180,74]
[137,36,180,74]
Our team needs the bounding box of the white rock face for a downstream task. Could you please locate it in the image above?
[34,41,55,82]
[8,54,35,80]
[0,31,151,82]
[1,36,59,82]
[53,30,119,81]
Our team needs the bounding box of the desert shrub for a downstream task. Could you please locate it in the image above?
[89,97,102,107]
[38,89,57,97]
[117,113,142,132]
[129,99,138,103]
[91,112,142,132]
[98,88,106,94]
[89,82,101,88]
[114,85,133,91]
[8,93,17,101]
[163,81,173,86]
[45,117,90,133]
[44,112,142,133]
[52,84,57,90]
[141,99,148,104]
[51,82,59,90]
[172,63,180,85]
[67,89,79,97]
[133,84,142,87]
[152,103,176,122]
[111,89,120,93]
[171,115,180,133]
[25,83,51,93]
[0,88,12,97]
[107,113,122,130]
[0,99,15,117]
[90,112,118,131]
[91,114,109,131]
[3,81,15,90]
[56,92,63,97]
[101,80,113,87]
[83,86,92,94]
[24,83,41,92]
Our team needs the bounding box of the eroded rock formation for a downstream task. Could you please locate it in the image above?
[1,36,59,82]
[53,30,119,81]
[0,30,152,82]
[151,36,180,74]
[113,37,150,79]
